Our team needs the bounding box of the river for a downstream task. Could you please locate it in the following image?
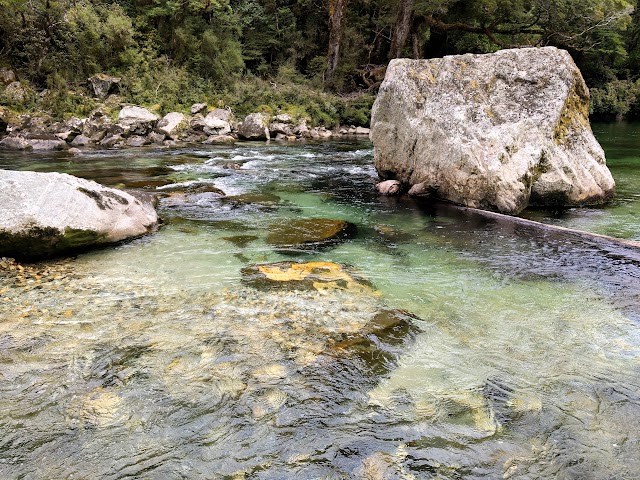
[0,123,639,479]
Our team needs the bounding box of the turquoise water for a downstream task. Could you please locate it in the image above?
[0,129,639,478]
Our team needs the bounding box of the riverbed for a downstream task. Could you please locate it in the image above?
[0,124,639,479]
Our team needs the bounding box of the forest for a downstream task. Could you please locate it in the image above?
[0,0,639,124]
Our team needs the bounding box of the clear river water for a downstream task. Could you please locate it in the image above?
[0,123,639,479]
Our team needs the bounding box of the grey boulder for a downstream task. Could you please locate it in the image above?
[0,170,158,259]
[370,47,615,214]
[88,74,121,99]
[157,112,186,139]
[118,106,158,123]
[238,113,270,140]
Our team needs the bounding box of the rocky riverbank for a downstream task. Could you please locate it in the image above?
[0,99,370,153]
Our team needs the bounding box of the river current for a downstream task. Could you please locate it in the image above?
[0,124,639,479]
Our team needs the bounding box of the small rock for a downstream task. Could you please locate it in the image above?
[408,182,430,197]
[64,116,85,131]
[67,147,82,155]
[376,180,402,195]
[224,192,280,204]
[190,103,208,115]
[126,135,147,147]
[100,135,122,148]
[189,114,206,132]
[318,127,332,138]
[203,135,235,144]
[71,135,92,147]
[293,119,310,137]
[269,122,292,136]
[57,131,80,142]
[147,131,166,144]
[0,68,16,85]
[274,113,293,123]
[355,126,370,135]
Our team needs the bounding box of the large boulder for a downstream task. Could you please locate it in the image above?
[238,113,270,140]
[0,170,158,259]
[157,112,186,139]
[117,106,159,136]
[203,109,232,135]
[88,74,120,99]
[0,134,67,151]
[3,81,30,104]
[370,47,615,214]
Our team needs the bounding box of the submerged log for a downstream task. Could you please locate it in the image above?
[448,202,640,254]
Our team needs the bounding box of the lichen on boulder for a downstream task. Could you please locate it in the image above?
[241,261,375,294]
[370,47,615,214]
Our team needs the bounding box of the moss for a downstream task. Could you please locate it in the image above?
[553,79,590,145]
[0,226,106,260]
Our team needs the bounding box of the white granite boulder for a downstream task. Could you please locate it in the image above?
[370,47,615,214]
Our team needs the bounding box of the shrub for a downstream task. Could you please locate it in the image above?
[590,80,640,119]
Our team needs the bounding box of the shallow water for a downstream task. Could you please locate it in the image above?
[1,129,640,479]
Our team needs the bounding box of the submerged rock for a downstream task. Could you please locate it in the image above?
[221,235,259,248]
[241,261,375,293]
[266,218,357,250]
[370,47,615,214]
[224,192,281,206]
[0,170,158,259]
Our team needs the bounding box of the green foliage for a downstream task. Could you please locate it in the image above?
[219,76,373,126]
[0,0,639,120]
[590,79,640,118]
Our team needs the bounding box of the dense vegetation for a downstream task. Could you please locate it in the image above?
[0,0,639,123]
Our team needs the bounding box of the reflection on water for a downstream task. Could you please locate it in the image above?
[1,134,640,479]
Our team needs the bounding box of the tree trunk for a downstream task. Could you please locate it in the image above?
[325,0,348,82]
[389,0,415,59]
[411,17,424,58]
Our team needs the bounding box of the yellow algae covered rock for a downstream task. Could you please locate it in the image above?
[241,261,375,293]
[266,218,356,250]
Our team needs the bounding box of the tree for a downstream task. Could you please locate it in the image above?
[325,0,348,81]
